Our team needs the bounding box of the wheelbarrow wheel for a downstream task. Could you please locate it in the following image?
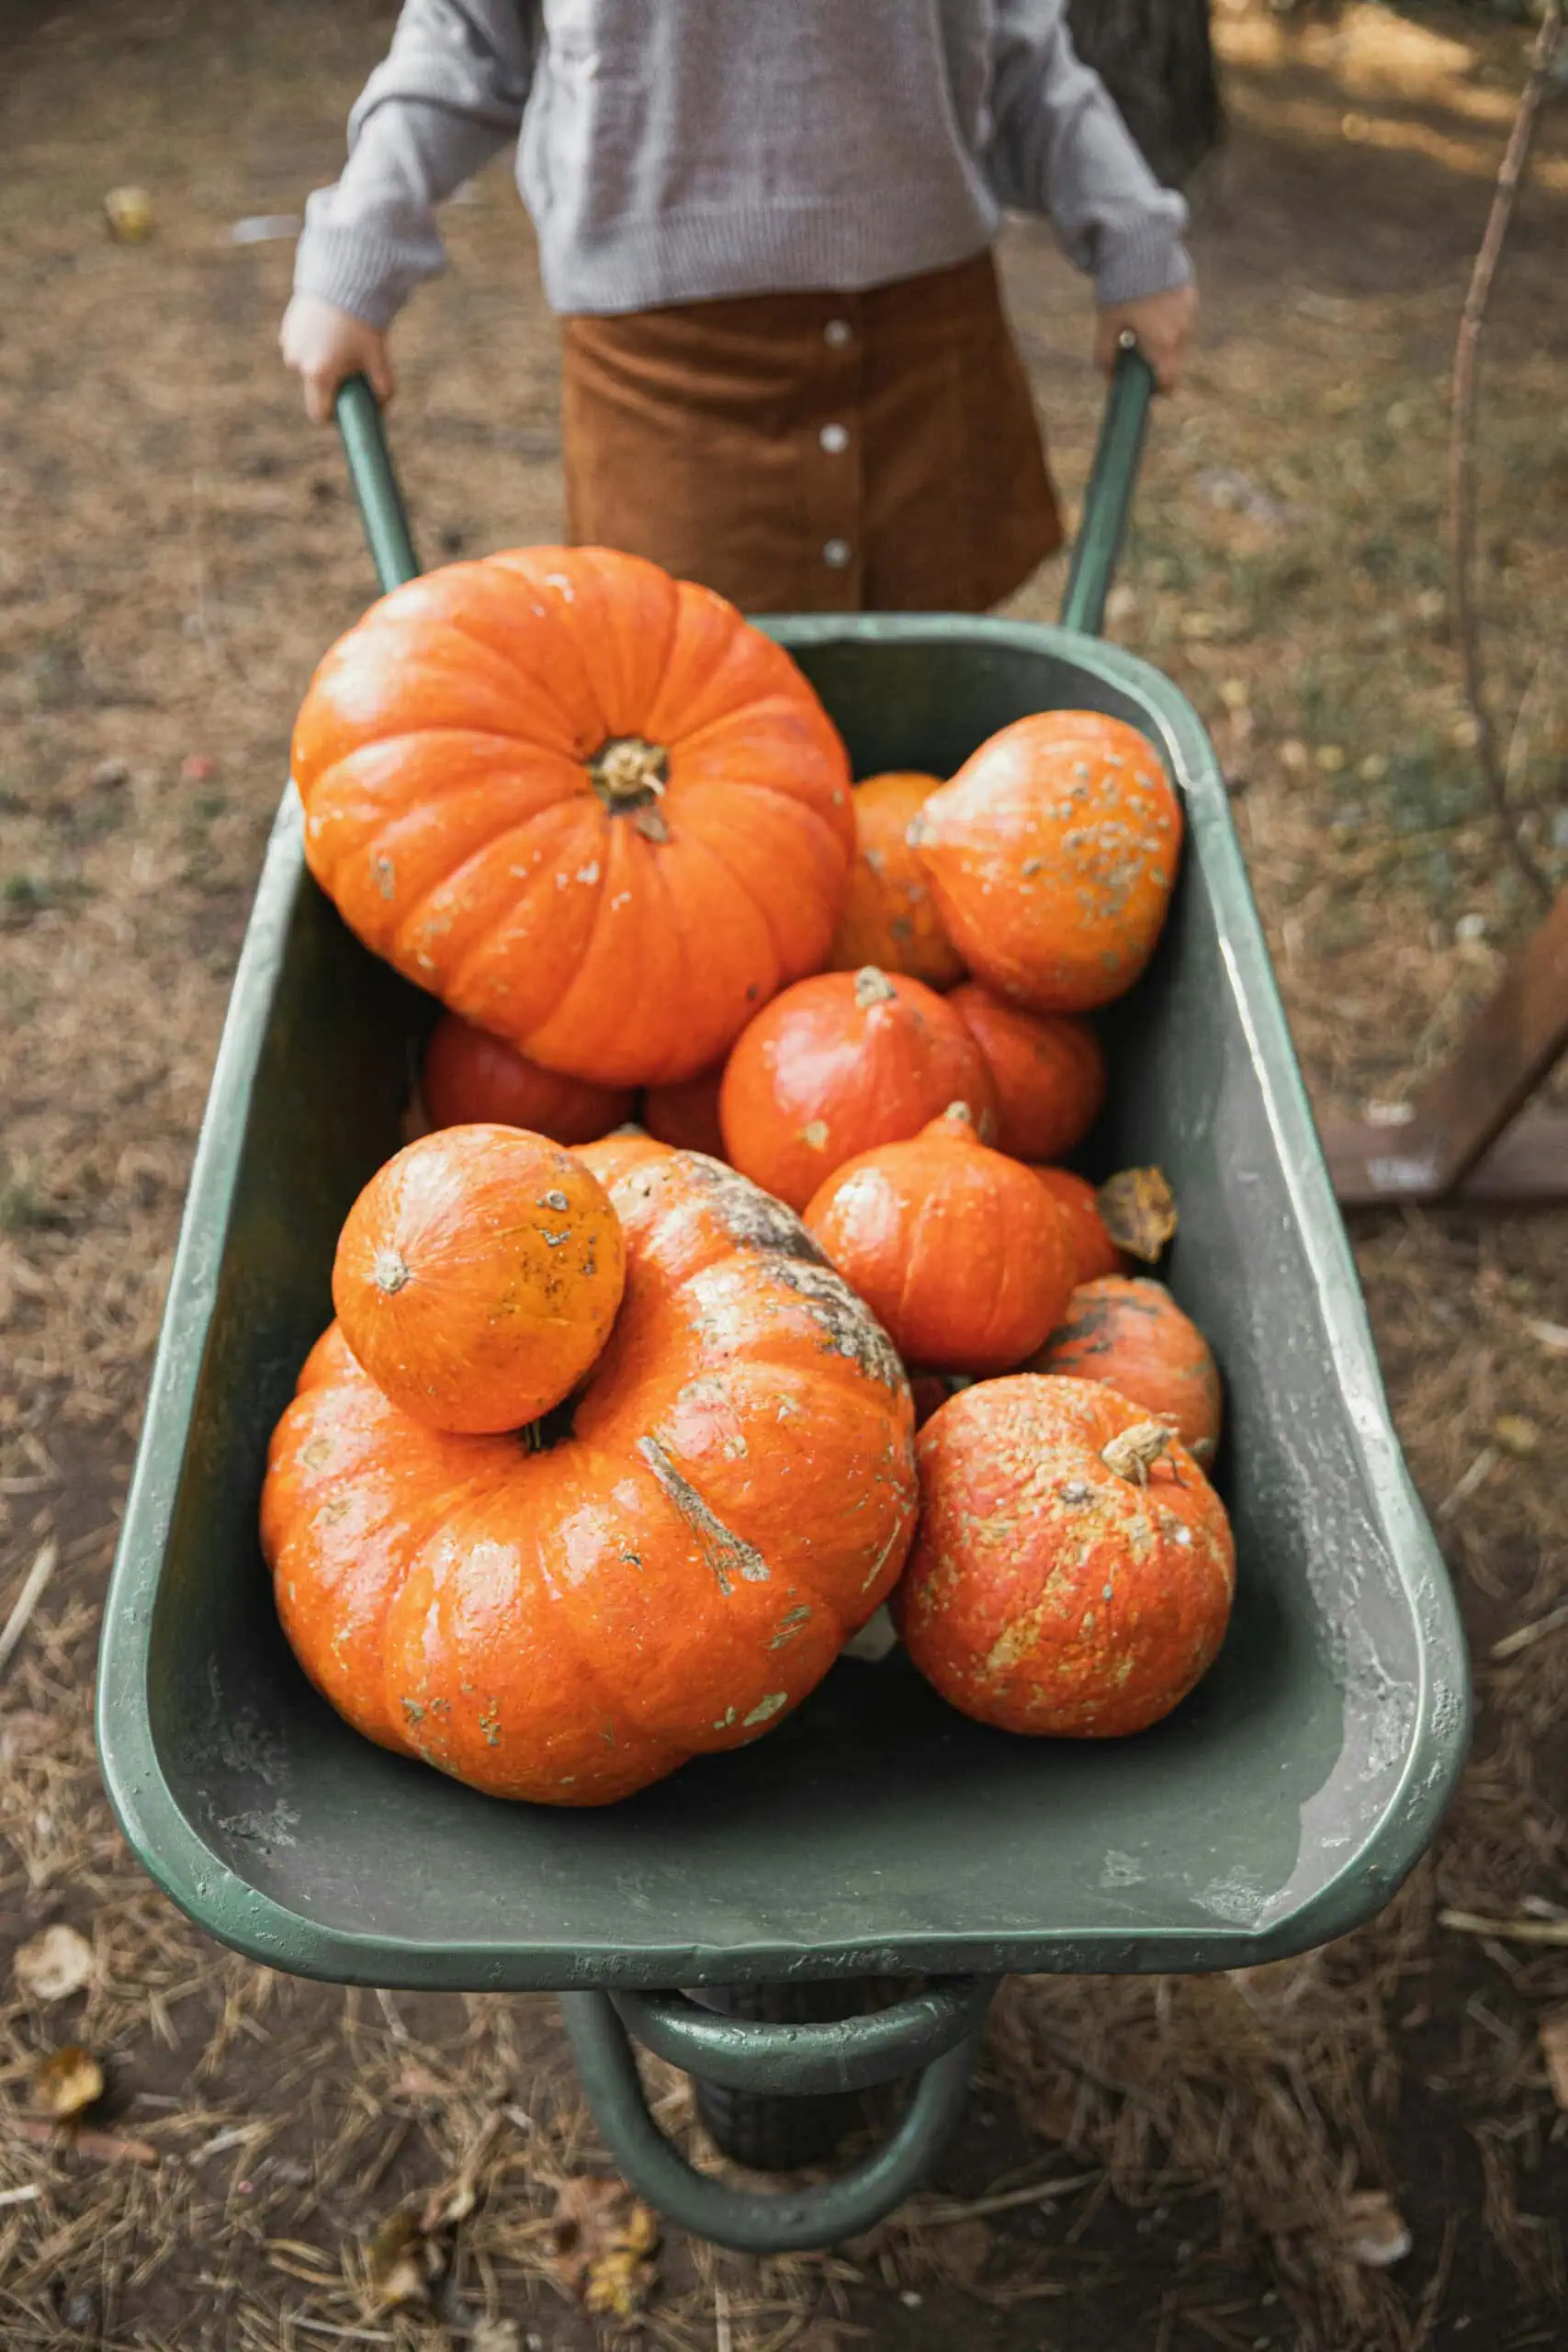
[694,1983,877,2173]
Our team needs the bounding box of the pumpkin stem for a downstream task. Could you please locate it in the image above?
[591,735,670,811]
[853,966,897,1010]
[372,1248,411,1296]
[1100,1419,1172,1487]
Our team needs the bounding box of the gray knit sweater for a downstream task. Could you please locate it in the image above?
[295,0,1191,327]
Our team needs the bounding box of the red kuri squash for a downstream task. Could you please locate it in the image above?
[720,967,995,1213]
[948,981,1106,1161]
[264,1151,918,1804]
[332,1125,625,1435]
[909,712,1181,1011]
[803,1102,1077,1373]
[1029,1168,1123,1285]
[422,1011,635,1144]
[896,1374,1235,1736]
[1023,1275,1223,1464]
[291,548,854,1086]
[829,771,966,988]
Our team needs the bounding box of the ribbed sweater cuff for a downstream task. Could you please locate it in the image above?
[291,222,435,331]
[1094,228,1194,309]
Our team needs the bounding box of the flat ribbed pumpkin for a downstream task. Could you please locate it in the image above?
[1023,1274,1223,1464]
[423,1012,635,1144]
[291,548,854,1086]
[949,982,1106,1161]
[896,1374,1235,1736]
[263,1152,918,1805]
[829,771,965,988]
[720,967,995,1213]
[909,711,1181,1012]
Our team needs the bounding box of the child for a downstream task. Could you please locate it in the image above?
[282,1,1197,614]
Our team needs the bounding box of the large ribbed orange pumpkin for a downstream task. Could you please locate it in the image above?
[896,1375,1235,1736]
[263,1152,918,1805]
[829,771,965,988]
[803,1103,1077,1373]
[1023,1275,1223,1464]
[291,548,854,1086]
[909,712,1181,1012]
[720,967,995,1213]
[948,982,1106,1162]
[423,1012,635,1144]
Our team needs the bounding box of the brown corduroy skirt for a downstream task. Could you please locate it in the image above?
[559,247,1062,616]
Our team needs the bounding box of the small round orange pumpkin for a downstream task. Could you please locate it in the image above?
[720,967,996,1214]
[948,982,1106,1162]
[577,1128,676,1186]
[423,1012,636,1144]
[291,548,854,1086]
[896,1374,1235,1736]
[332,1125,626,1434]
[264,1151,917,1804]
[643,1066,727,1159]
[1029,1168,1123,1285]
[909,712,1182,1012]
[1023,1275,1223,1465]
[803,1102,1077,1374]
[829,772,966,988]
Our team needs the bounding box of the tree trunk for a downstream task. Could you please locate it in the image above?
[1066,0,1224,188]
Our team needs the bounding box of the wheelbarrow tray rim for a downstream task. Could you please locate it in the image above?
[95,616,1471,1993]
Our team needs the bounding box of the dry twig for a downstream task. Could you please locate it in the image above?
[1450,0,1563,905]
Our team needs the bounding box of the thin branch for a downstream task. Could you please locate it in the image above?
[1450,0,1562,906]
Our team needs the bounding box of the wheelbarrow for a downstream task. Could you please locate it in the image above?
[95,347,1471,2256]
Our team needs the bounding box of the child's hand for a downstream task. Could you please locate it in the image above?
[280,295,395,425]
[1094,282,1198,393]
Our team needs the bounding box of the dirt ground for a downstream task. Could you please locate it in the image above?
[2,2,1567,2347]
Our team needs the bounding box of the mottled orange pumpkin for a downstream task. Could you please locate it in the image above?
[803,1103,1077,1374]
[643,1066,727,1159]
[909,712,1182,1011]
[829,772,965,988]
[577,1129,676,1185]
[896,1374,1235,1736]
[1029,1168,1124,1285]
[263,1153,918,1804]
[423,1011,636,1144]
[332,1125,626,1435]
[291,548,854,1086]
[948,982,1106,1161]
[720,967,995,1214]
[1023,1275,1223,1464]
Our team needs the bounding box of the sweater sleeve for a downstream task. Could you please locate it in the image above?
[986,0,1192,307]
[293,1,538,330]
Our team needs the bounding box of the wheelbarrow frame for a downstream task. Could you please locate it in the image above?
[95,356,1471,2255]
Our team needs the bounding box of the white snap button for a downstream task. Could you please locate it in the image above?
[819,422,850,454]
[823,538,852,570]
[824,318,852,348]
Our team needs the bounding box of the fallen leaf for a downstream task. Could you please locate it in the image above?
[1540,2009,1568,2110]
[469,2324,521,2352]
[32,2047,105,2121]
[104,187,154,242]
[1493,1414,1540,1459]
[551,2175,660,2317]
[367,2208,439,2310]
[16,1925,96,2004]
[1097,1168,1178,1263]
[1338,2188,1412,2268]
[934,2214,992,2283]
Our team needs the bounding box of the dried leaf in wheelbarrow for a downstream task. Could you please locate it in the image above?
[366,2207,443,2310]
[551,2174,660,2317]
[1097,1166,1178,1262]
[32,2045,105,2120]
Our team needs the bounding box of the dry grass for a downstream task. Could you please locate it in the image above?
[1,2,1566,2347]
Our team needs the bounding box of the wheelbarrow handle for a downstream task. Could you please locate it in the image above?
[334,375,421,593]
[612,1973,995,2095]
[1059,333,1156,639]
[560,1988,986,2255]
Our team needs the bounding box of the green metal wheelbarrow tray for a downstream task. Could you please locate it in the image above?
[96,353,1470,2256]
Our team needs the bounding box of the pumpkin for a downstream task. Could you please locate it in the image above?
[643,1066,727,1159]
[263,1151,918,1804]
[423,1011,636,1144]
[829,771,965,988]
[896,1374,1235,1736]
[908,712,1182,1012]
[577,1128,676,1185]
[290,548,854,1087]
[332,1125,626,1435]
[720,967,995,1214]
[803,1102,1077,1374]
[948,982,1106,1161]
[1023,1275,1223,1464]
[1029,1168,1123,1285]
